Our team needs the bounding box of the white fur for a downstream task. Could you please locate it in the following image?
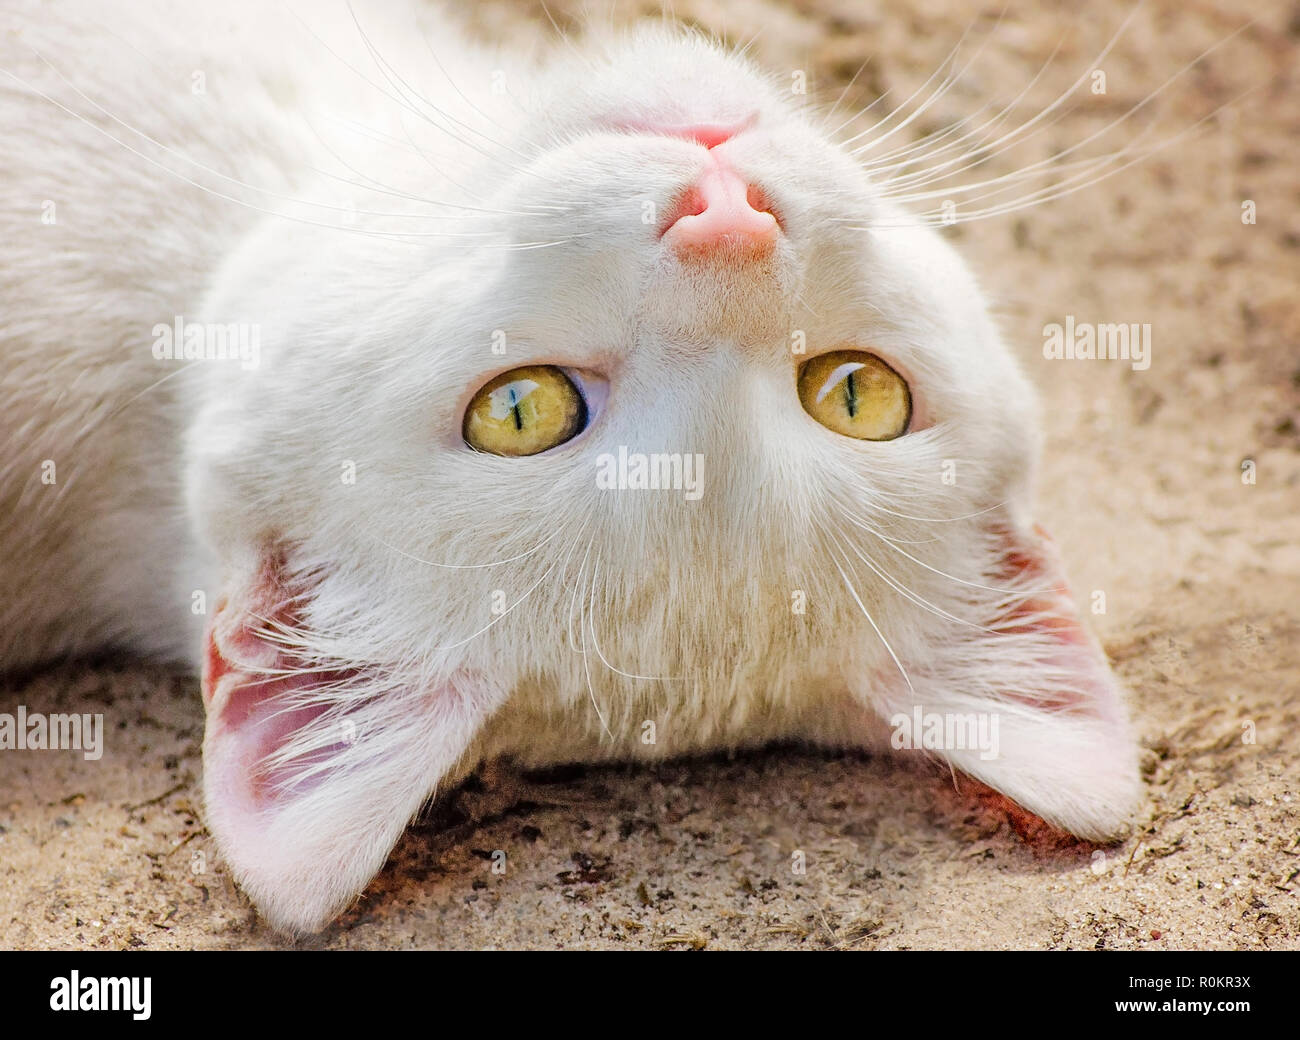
[0,1,1141,934]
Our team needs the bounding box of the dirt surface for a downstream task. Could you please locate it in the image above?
[2,0,1298,950]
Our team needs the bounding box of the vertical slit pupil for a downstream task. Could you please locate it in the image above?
[509,385,523,430]
[844,371,857,418]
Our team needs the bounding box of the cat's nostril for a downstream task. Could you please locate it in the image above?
[661,152,779,259]
[745,184,774,215]
[679,188,708,219]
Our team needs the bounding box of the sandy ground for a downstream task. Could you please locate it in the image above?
[2,0,1298,950]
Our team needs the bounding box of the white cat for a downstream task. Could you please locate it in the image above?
[0,0,1141,934]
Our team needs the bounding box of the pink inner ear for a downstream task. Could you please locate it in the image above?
[987,523,1116,716]
[201,553,359,810]
[198,550,506,932]
[215,667,354,807]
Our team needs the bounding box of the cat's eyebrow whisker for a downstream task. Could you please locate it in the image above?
[585,559,681,683]
[565,533,597,655]
[846,497,1013,525]
[815,518,916,697]
[265,515,593,665]
[824,490,943,543]
[832,512,941,546]
[420,530,575,654]
[580,562,616,743]
[372,526,568,570]
[372,463,597,568]
[820,466,981,505]
[829,509,1000,634]
[854,516,1060,598]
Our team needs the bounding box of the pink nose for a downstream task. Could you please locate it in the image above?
[663,151,778,258]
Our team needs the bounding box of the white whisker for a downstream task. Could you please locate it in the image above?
[816,518,915,696]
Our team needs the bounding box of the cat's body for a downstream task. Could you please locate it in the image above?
[0,1,463,667]
[1,0,1141,933]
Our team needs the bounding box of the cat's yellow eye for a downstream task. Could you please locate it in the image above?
[463,365,587,456]
[797,350,911,441]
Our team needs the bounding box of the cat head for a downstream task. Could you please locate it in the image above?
[186,23,1139,934]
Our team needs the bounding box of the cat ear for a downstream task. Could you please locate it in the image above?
[200,550,500,934]
[880,523,1142,840]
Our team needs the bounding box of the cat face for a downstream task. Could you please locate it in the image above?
[187,26,1139,934]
